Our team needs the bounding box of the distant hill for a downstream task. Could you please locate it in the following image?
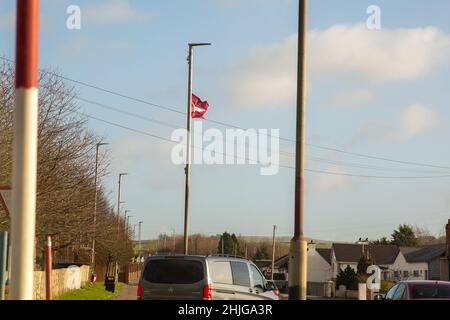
[135,236,333,252]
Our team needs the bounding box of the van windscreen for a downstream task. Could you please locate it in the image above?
[143,259,205,284]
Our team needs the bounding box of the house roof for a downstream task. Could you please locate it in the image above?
[332,243,400,265]
[317,248,332,265]
[266,247,333,270]
[403,244,446,263]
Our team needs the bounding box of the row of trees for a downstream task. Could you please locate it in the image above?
[0,61,133,267]
[370,224,446,247]
[145,232,288,262]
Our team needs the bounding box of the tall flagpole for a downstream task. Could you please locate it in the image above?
[183,45,194,255]
[183,43,210,255]
[11,0,40,300]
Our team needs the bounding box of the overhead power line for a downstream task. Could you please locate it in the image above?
[77,111,450,180]
[78,96,450,175]
[2,56,449,171]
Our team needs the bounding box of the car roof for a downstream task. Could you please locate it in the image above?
[144,254,253,263]
[205,255,253,263]
[401,280,450,285]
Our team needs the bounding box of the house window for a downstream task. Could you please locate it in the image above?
[394,271,400,278]
[413,271,419,278]
[403,271,409,278]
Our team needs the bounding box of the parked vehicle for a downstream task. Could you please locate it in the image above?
[137,255,280,300]
[383,281,450,300]
[272,273,288,294]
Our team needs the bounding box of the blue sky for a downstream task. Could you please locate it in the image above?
[2,0,450,241]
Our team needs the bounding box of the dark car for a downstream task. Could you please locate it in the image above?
[137,255,280,300]
[384,281,450,300]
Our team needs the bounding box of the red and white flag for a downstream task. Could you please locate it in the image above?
[191,94,209,119]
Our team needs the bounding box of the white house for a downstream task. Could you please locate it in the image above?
[330,243,433,281]
[307,245,333,283]
[263,245,333,284]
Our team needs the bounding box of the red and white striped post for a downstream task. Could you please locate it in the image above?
[11,0,40,300]
[45,235,52,300]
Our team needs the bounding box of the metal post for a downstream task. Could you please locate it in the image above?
[45,235,52,300]
[117,173,127,233]
[183,45,193,256]
[126,215,132,235]
[172,229,176,253]
[92,142,108,269]
[11,0,40,300]
[0,232,8,300]
[183,43,211,255]
[138,221,143,253]
[271,225,277,281]
[221,236,224,255]
[289,0,308,301]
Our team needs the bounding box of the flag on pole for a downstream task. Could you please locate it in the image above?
[191,94,209,119]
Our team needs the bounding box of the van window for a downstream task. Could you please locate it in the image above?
[250,265,264,289]
[143,259,204,284]
[230,261,250,287]
[211,262,233,285]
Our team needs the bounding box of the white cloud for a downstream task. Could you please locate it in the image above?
[327,90,376,108]
[310,24,450,82]
[85,0,154,25]
[351,104,439,144]
[226,34,297,108]
[310,166,349,193]
[399,104,438,139]
[226,24,450,108]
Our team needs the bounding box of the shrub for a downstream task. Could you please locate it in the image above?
[336,265,358,291]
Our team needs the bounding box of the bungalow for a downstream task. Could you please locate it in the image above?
[331,243,402,281]
[400,244,446,280]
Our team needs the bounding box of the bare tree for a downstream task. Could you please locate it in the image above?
[0,60,133,265]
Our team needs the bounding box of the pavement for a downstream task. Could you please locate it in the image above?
[114,283,138,300]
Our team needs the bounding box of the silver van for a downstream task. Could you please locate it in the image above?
[137,255,280,300]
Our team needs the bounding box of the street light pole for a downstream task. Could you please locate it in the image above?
[271,225,277,281]
[126,214,132,233]
[124,210,131,232]
[138,221,143,253]
[117,173,128,233]
[91,142,108,269]
[11,0,40,300]
[289,0,308,300]
[183,42,211,255]
[172,229,176,253]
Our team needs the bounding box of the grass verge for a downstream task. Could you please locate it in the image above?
[55,282,124,300]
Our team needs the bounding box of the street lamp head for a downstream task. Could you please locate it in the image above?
[97,142,109,147]
[189,42,212,47]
